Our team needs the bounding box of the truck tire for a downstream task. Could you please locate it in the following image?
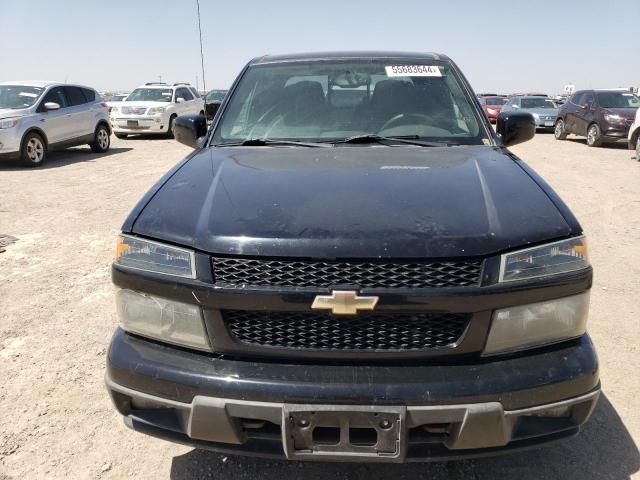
[166,115,177,139]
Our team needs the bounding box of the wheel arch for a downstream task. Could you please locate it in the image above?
[21,127,49,150]
[96,119,112,135]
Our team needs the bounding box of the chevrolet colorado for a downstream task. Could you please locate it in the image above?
[106,52,599,462]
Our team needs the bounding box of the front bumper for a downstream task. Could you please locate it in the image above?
[106,329,600,461]
[534,118,557,129]
[602,122,631,139]
[0,128,22,158]
[111,116,167,134]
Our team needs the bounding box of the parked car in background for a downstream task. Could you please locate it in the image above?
[105,93,129,112]
[0,81,111,166]
[110,83,205,139]
[478,95,507,122]
[106,51,599,463]
[555,90,640,147]
[628,108,640,159]
[502,96,558,130]
[204,89,228,120]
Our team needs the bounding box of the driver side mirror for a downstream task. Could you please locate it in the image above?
[44,102,60,111]
[496,111,535,147]
[173,113,208,148]
[512,104,519,109]
[176,97,185,103]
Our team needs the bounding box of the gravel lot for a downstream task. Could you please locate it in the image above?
[1,133,639,479]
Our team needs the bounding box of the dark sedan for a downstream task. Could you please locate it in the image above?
[204,89,228,120]
[478,95,507,122]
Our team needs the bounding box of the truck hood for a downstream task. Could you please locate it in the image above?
[130,146,572,258]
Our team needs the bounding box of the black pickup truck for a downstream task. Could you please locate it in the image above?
[106,52,599,462]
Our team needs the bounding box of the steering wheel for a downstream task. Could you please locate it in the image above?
[378,113,431,134]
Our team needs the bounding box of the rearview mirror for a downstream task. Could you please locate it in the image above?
[173,113,207,148]
[496,111,535,147]
[44,102,60,111]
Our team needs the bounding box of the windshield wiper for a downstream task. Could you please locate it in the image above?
[333,134,450,147]
[219,138,330,148]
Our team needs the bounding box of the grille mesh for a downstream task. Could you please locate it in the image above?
[223,310,469,352]
[212,257,482,289]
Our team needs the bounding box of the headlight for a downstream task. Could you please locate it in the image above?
[116,289,211,351]
[0,118,19,129]
[483,292,590,355]
[147,107,166,115]
[499,236,589,283]
[111,107,118,114]
[532,113,540,120]
[604,114,626,124]
[115,234,196,278]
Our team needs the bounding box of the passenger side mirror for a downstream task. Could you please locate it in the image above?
[44,102,60,111]
[512,104,519,109]
[176,97,185,103]
[173,113,208,148]
[496,111,535,147]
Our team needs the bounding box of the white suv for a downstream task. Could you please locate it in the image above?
[110,83,205,139]
[0,81,111,167]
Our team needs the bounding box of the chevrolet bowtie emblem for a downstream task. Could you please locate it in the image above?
[311,290,379,315]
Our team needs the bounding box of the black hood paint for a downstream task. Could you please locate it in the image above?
[130,146,573,258]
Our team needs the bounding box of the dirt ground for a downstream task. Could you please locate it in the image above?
[1,132,639,479]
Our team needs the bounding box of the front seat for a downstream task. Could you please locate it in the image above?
[367,79,415,130]
[279,80,327,123]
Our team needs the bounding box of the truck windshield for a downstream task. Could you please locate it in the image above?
[127,88,172,102]
[0,85,45,109]
[213,60,487,145]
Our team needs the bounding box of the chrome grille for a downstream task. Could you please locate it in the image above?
[121,106,147,115]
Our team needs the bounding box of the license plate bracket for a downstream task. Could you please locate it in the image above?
[127,120,139,128]
[282,404,406,461]
[544,121,554,127]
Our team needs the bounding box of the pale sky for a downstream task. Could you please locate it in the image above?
[1,0,638,94]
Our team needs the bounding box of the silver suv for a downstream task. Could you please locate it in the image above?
[0,81,111,167]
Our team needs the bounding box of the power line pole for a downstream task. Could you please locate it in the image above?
[196,0,207,92]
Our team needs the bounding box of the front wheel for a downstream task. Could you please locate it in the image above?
[166,115,177,139]
[554,119,567,140]
[90,124,111,153]
[20,132,46,167]
[586,124,603,147]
